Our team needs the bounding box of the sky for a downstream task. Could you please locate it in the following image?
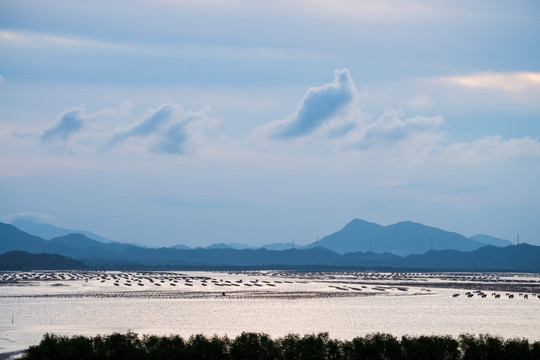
[1,0,539,247]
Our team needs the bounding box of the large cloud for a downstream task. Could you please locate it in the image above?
[256,68,359,140]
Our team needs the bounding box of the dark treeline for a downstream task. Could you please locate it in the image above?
[22,332,540,360]
[0,251,87,271]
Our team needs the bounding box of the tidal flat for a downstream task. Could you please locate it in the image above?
[1,270,539,354]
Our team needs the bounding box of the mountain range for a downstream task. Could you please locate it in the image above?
[12,218,112,243]
[10,218,513,255]
[0,220,536,271]
[304,219,513,255]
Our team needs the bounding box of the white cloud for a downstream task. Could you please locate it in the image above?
[340,108,540,166]
[443,135,540,165]
[0,74,5,84]
[357,108,444,149]
[248,69,540,167]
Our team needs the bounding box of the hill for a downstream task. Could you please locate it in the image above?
[0,222,50,253]
[49,233,110,250]
[402,243,540,271]
[307,219,486,255]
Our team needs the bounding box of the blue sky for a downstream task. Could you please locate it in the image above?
[1,0,539,247]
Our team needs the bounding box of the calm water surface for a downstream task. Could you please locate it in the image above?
[1,271,539,353]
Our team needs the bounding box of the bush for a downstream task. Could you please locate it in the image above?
[20,332,540,360]
[230,332,279,360]
[142,334,186,360]
[185,334,230,360]
[401,335,459,360]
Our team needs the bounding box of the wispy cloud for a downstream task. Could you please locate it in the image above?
[108,104,179,146]
[35,102,216,155]
[0,30,134,51]
[0,29,319,63]
[342,108,540,165]
[438,72,540,92]
[289,0,444,22]
[355,109,444,149]
[107,103,214,155]
[443,135,540,165]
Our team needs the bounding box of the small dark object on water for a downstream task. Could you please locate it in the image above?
[222,292,226,296]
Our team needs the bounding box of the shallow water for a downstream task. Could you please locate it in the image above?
[1,271,539,353]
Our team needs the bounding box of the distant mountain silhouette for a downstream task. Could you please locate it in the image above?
[12,218,112,243]
[470,234,514,248]
[49,233,110,249]
[0,223,137,263]
[1,221,538,271]
[306,219,486,255]
[0,250,87,270]
[227,243,258,250]
[261,242,296,251]
[203,243,258,250]
[171,244,192,250]
[402,243,540,271]
[0,222,50,253]
[205,243,233,249]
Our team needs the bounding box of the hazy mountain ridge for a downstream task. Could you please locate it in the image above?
[306,219,487,255]
[1,221,538,271]
[12,218,112,243]
[470,234,514,247]
[9,218,513,255]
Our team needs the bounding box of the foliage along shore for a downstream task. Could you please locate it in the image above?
[21,331,540,360]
